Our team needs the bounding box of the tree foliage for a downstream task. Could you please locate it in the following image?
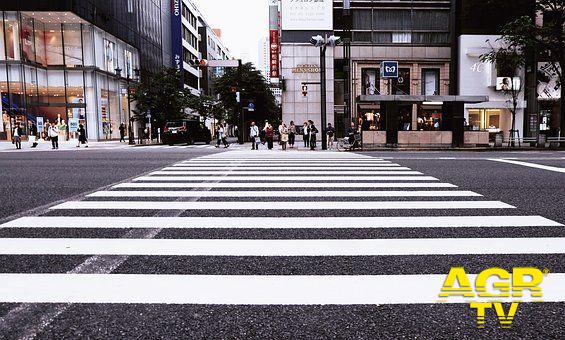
[129,68,194,128]
[481,42,526,145]
[213,62,279,126]
[494,0,565,136]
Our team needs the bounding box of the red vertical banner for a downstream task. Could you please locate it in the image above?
[269,29,280,79]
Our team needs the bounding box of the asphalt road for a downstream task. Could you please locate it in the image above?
[0,148,563,339]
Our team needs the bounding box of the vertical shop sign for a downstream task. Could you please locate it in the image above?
[269,0,280,79]
[171,0,183,74]
[269,30,280,79]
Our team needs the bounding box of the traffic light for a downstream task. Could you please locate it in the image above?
[188,59,208,67]
[301,84,308,97]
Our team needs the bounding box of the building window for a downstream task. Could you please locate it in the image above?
[361,68,380,95]
[3,12,21,60]
[104,39,117,73]
[124,50,133,79]
[393,68,410,95]
[422,69,440,95]
[392,33,411,44]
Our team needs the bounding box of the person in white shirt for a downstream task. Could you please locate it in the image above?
[48,122,60,149]
[249,121,259,150]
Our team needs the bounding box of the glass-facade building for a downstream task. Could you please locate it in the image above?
[0,1,166,141]
[0,11,140,141]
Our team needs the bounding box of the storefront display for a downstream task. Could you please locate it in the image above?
[418,106,442,131]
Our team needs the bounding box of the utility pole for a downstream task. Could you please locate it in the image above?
[320,42,327,150]
[237,59,244,144]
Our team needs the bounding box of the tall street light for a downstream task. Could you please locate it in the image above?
[310,34,341,150]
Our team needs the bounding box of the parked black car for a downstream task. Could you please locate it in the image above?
[162,120,212,145]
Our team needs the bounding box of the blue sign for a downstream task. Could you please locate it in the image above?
[380,61,399,78]
[171,0,183,76]
[248,102,255,111]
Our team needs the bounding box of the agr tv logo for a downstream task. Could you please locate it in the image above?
[438,267,546,328]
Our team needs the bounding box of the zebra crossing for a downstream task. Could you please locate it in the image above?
[0,151,564,322]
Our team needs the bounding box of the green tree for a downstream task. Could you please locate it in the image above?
[186,94,227,122]
[494,0,565,138]
[481,42,526,146]
[129,67,194,130]
[213,62,279,127]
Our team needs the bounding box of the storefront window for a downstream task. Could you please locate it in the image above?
[4,12,21,60]
[34,21,46,66]
[468,109,512,138]
[109,79,121,139]
[21,15,35,63]
[63,23,83,66]
[98,73,110,139]
[359,108,383,131]
[393,68,410,95]
[45,23,64,65]
[422,69,439,95]
[104,39,117,73]
[82,25,94,66]
[418,105,443,131]
[124,50,133,78]
[361,68,380,95]
[23,66,38,113]
[0,16,5,61]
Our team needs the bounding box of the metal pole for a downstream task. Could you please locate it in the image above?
[320,44,327,150]
[237,59,244,144]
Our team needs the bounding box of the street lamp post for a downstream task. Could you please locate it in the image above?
[310,35,341,150]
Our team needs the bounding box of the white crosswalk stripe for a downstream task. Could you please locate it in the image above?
[0,150,564,308]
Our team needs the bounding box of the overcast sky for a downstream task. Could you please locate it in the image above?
[192,0,269,68]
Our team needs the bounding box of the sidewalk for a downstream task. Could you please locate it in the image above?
[0,139,128,152]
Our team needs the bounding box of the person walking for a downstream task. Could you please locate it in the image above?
[279,123,289,150]
[119,123,126,142]
[326,123,336,150]
[76,124,88,148]
[308,120,318,150]
[29,122,38,148]
[249,121,260,150]
[265,123,274,150]
[48,122,60,149]
[302,122,309,148]
[12,122,22,149]
[221,123,230,148]
[288,121,296,149]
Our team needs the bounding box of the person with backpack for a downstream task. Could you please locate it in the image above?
[326,123,336,150]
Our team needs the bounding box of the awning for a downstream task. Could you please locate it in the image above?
[358,95,489,104]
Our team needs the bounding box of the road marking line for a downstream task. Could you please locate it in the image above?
[1,237,563,256]
[490,158,565,173]
[133,176,440,181]
[171,165,402,169]
[1,216,560,229]
[87,190,481,198]
[148,170,424,176]
[0,273,563,304]
[50,201,514,210]
[112,182,457,189]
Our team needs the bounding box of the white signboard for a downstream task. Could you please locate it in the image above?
[281,0,333,30]
[69,118,79,133]
[537,62,561,100]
